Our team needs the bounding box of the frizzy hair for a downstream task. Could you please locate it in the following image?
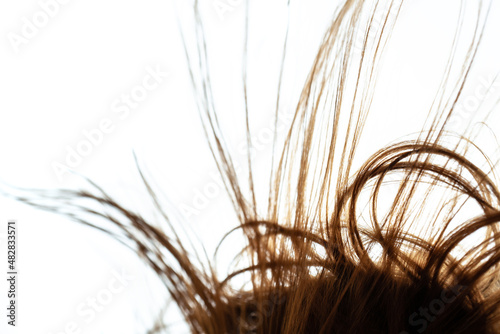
[6,0,500,333]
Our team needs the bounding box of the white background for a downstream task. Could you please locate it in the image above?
[0,0,499,333]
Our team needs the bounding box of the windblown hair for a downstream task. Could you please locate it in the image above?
[7,0,500,333]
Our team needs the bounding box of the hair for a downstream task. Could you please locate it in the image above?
[6,0,500,333]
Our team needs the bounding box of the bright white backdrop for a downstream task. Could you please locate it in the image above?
[0,1,499,333]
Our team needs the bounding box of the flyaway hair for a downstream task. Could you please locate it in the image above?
[4,0,500,333]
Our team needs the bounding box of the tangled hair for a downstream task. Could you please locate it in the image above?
[6,0,500,333]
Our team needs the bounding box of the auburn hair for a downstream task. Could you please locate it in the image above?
[7,0,500,333]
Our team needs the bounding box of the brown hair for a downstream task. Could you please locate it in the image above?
[8,0,500,333]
